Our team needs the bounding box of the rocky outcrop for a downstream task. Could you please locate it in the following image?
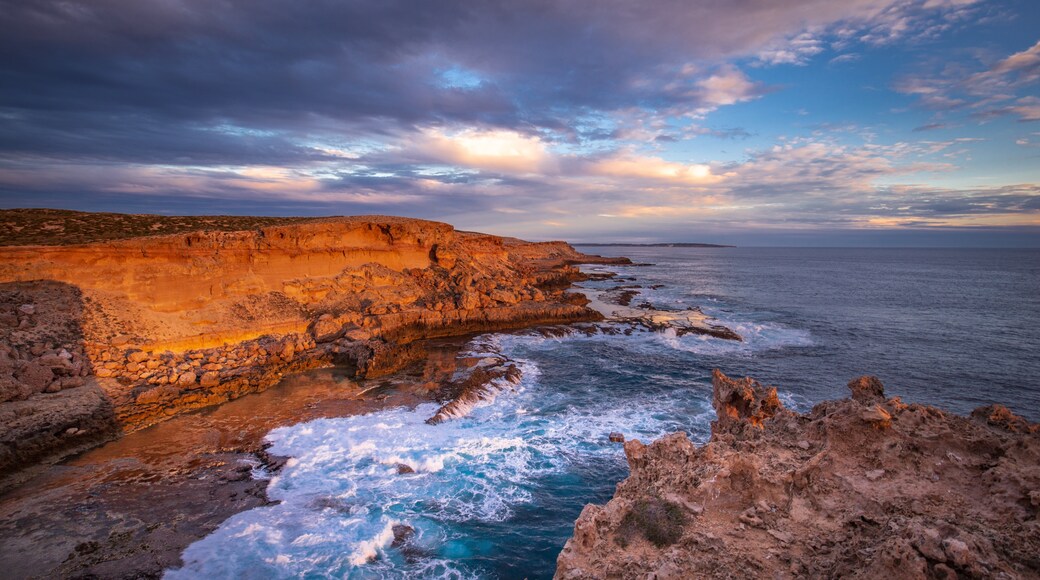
[576,287,742,341]
[556,370,1040,579]
[0,213,613,479]
[426,349,524,425]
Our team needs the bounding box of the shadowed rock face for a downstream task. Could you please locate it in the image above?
[556,370,1040,579]
[0,213,618,480]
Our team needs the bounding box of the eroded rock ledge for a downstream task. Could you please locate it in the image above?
[0,213,624,480]
[556,370,1040,579]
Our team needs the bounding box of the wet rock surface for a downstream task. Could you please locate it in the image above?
[556,370,1040,579]
[575,286,742,342]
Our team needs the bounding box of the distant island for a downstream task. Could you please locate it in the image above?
[572,242,734,248]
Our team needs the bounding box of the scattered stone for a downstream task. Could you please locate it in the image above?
[865,469,885,481]
[395,463,415,474]
[17,304,35,315]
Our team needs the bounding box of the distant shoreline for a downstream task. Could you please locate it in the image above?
[572,242,734,248]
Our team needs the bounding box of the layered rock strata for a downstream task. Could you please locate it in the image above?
[556,370,1040,579]
[0,213,620,479]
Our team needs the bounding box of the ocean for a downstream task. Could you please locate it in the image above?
[166,247,1040,579]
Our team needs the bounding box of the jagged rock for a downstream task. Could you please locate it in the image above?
[426,362,523,425]
[848,375,886,404]
[710,369,783,433]
[395,463,415,474]
[556,372,1040,579]
[608,432,625,443]
[971,404,1039,433]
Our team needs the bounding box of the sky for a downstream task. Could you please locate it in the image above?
[1,0,1039,245]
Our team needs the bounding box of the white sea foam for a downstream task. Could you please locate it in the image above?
[164,329,724,578]
[167,299,812,577]
[349,520,397,566]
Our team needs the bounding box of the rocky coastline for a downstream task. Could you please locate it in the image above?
[0,212,627,485]
[4,211,1037,579]
[555,370,1040,579]
[0,210,630,578]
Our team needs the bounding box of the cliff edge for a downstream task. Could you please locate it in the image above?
[0,211,624,481]
[556,370,1040,579]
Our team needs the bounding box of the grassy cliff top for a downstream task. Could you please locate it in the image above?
[0,209,327,246]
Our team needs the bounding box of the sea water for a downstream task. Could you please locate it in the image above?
[167,247,1040,579]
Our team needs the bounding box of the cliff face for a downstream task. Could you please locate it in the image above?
[0,214,614,478]
[556,370,1040,579]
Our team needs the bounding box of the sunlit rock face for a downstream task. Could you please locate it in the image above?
[555,371,1040,579]
[0,213,620,477]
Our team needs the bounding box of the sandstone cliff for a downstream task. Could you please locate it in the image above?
[0,212,621,479]
[556,370,1040,579]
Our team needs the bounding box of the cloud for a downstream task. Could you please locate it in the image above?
[589,153,723,185]
[896,39,1040,121]
[976,40,1040,86]
[913,122,949,132]
[0,0,1035,242]
[1009,96,1040,122]
[694,67,766,110]
[402,129,555,174]
[0,0,1000,165]
[757,32,825,66]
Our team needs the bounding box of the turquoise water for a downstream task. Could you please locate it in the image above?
[168,248,1040,579]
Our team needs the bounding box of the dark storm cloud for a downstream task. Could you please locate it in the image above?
[0,0,954,164]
